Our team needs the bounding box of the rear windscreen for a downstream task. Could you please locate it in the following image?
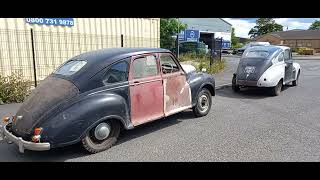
[54,60,87,76]
[243,50,269,58]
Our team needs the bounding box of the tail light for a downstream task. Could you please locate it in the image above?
[32,127,43,143]
[2,116,10,123]
[34,128,43,135]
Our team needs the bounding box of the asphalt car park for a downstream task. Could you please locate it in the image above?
[0,57,320,161]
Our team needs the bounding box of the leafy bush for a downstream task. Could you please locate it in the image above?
[291,48,298,53]
[296,47,314,55]
[178,52,209,62]
[192,58,225,74]
[0,72,31,104]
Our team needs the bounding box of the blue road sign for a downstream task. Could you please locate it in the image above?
[185,29,200,42]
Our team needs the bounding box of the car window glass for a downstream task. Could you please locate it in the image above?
[243,50,269,58]
[132,55,158,79]
[54,60,87,76]
[277,52,284,62]
[284,50,290,60]
[102,61,128,84]
[160,54,180,74]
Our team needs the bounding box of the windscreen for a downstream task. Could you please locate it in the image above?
[242,50,270,59]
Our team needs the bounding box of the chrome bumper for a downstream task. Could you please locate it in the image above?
[237,80,258,87]
[0,124,50,153]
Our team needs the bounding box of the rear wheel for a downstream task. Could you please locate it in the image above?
[193,88,212,117]
[271,80,283,96]
[81,120,120,154]
[232,75,240,92]
[292,70,300,86]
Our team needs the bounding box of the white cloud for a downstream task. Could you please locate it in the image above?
[222,18,256,38]
[274,18,312,30]
[223,18,315,38]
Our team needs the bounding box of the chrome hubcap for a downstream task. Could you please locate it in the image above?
[94,122,111,140]
[198,94,209,113]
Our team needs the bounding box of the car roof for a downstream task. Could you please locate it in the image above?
[246,45,289,53]
[72,48,171,63]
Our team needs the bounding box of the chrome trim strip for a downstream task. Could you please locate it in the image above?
[88,84,129,96]
[130,78,162,85]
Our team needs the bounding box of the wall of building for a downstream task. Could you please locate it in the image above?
[256,34,320,52]
[0,18,160,81]
[284,39,320,51]
[179,18,232,41]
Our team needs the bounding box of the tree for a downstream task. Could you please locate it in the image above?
[248,18,283,38]
[309,20,320,30]
[231,27,239,48]
[160,18,187,49]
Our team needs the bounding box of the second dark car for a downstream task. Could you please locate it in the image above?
[0,48,215,154]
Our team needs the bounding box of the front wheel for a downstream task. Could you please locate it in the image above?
[193,88,212,117]
[81,120,120,154]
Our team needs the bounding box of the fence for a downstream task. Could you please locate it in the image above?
[0,28,159,85]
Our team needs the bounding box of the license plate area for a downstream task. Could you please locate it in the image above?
[245,66,255,73]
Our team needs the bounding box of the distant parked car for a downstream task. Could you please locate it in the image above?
[232,42,270,55]
[0,48,215,154]
[232,45,300,96]
[174,41,210,55]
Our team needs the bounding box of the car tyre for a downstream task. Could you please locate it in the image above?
[271,80,283,96]
[82,120,120,154]
[292,70,300,86]
[232,75,240,92]
[193,88,212,117]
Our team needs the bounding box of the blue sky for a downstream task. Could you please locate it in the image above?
[222,18,319,38]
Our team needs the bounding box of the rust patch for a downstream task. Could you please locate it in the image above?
[163,72,192,116]
[129,76,164,126]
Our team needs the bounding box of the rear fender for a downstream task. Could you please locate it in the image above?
[257,63,285,87]
[293,62,301,80]
[39,93,131,148]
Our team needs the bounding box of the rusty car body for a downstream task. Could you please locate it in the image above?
[0,48,215,153]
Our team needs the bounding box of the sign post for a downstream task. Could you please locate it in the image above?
[30,29,37,87]
[220,37,223,60]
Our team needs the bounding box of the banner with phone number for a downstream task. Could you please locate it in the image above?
[25,18,74,26]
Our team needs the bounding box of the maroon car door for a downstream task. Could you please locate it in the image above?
[159,53,192,116]
[129,54,164,126]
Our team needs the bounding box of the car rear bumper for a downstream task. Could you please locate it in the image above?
[0,124,50,153]
[237,80,258,87]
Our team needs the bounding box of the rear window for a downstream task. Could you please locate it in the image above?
[54,60,87,76]
[243,50,269,58]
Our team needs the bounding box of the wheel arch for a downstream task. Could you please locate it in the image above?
[79,115,129,140]
[201,83,215,96]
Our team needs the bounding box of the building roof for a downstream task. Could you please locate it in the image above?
[219,18,232,26]
[179,18,232,33]
[255,30,320,40]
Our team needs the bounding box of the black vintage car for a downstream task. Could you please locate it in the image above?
[0,48,215,153]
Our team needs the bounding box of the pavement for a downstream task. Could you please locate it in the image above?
[214,55,239,88]
[1,56,320,161]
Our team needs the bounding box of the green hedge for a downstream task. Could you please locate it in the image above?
[293,47,315,55]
